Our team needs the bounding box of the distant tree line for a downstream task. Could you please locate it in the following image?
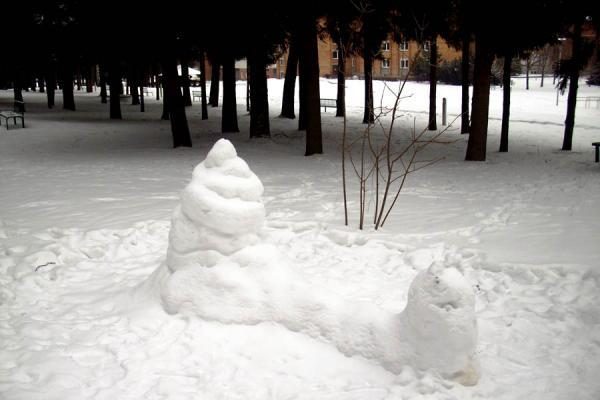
[0,0,597,160]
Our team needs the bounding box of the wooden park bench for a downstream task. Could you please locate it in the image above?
[593,142,600,163]
[0,100,25,130]
[320,98,337,112]
[192,90,202,102]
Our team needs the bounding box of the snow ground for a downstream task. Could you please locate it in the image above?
[0,77,599,399]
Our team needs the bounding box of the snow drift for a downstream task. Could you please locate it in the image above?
[158,139,479,384]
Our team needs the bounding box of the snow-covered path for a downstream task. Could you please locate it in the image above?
[1,79,599,399]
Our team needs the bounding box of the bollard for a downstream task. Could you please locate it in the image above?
[442,98,447,126]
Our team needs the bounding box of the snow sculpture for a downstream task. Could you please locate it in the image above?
[159,139,478,385]
[166,138,265,271]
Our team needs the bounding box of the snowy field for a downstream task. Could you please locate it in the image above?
[0,77,599,400]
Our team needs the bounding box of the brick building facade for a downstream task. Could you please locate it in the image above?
[198,35,463,82]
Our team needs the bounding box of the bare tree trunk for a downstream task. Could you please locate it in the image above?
[87,65,95,93]
[13,86,23,104]
[525,56,530,90]
[209,57,220,107]
[99,63,108,104]
[139,74,145,113]
[363,50,374,124]
[461,34,470,134]
[199,51,209,120]
[428,36,438,131]
[540,46,547,88]
[562,22,582,151]
[248,49,270,138]
[61,62,76,111]
[298,67,307,130]
[39,74,45,93]
[154,67,161,100]
[131,81,140,105]
[499,53,512,152]
[46,64,56,108]
[181,59,192,107]
[163,56,192,147]
[299,18,323,155]
[108,61,122,119]
[336,43,346,118]
[465,36,494,161]
[76,67,82,91]
[246,63,251,112]
[221,55,239,133]
[281,39,299,118]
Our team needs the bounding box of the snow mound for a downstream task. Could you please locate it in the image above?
[401,263,479,385]
[166,138,265,270]
[159,139,478,384]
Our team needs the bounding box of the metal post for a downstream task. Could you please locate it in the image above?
[442,97,447,126]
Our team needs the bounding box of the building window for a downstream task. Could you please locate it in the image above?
[382,59,390,69]
[279,57,285,66]
[399,41,408,51]
[332,49,339,60]
[382,40,390,51]
[422,41,430,52]
[400,57,409,69]
[280,72,285,79]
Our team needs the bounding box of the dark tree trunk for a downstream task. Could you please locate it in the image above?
[99,64,108,104]
[363,51,374,124]
[163,56,192,147]
[181,59,192,107]
[248,50,270,138]
[336,44,346,118]
[298,65,307,130]
[246,63,251,112]
[13,86,25,112]
[161,88,169,120]
[76,68,82,91]
[461,35,470,134]
[87,65,95,92]
[221,55,239,133]
[562,22,582,151]
[38,75,45,93]
[155,70,161,100]
[108,61,122,119]
[540,49,546,88]
[525,56,530,90]
[499,53,512,152]
[61,63,76,111]
[139,80,145,112]
[281,39,299,118]
[428,36,438,130]
[13,86,23,103]
[209,57,220,107]
[465,36,494,161]
[199,51,209,120]
[131,82,140,105]
[46,66,56,109]
[299,19,323,155]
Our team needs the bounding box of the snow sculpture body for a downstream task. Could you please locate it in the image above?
[166,138,265,271]
[159,139,479,385]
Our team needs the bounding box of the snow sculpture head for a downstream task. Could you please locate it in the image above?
[402,263,479,385]
[166,139,265,270]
